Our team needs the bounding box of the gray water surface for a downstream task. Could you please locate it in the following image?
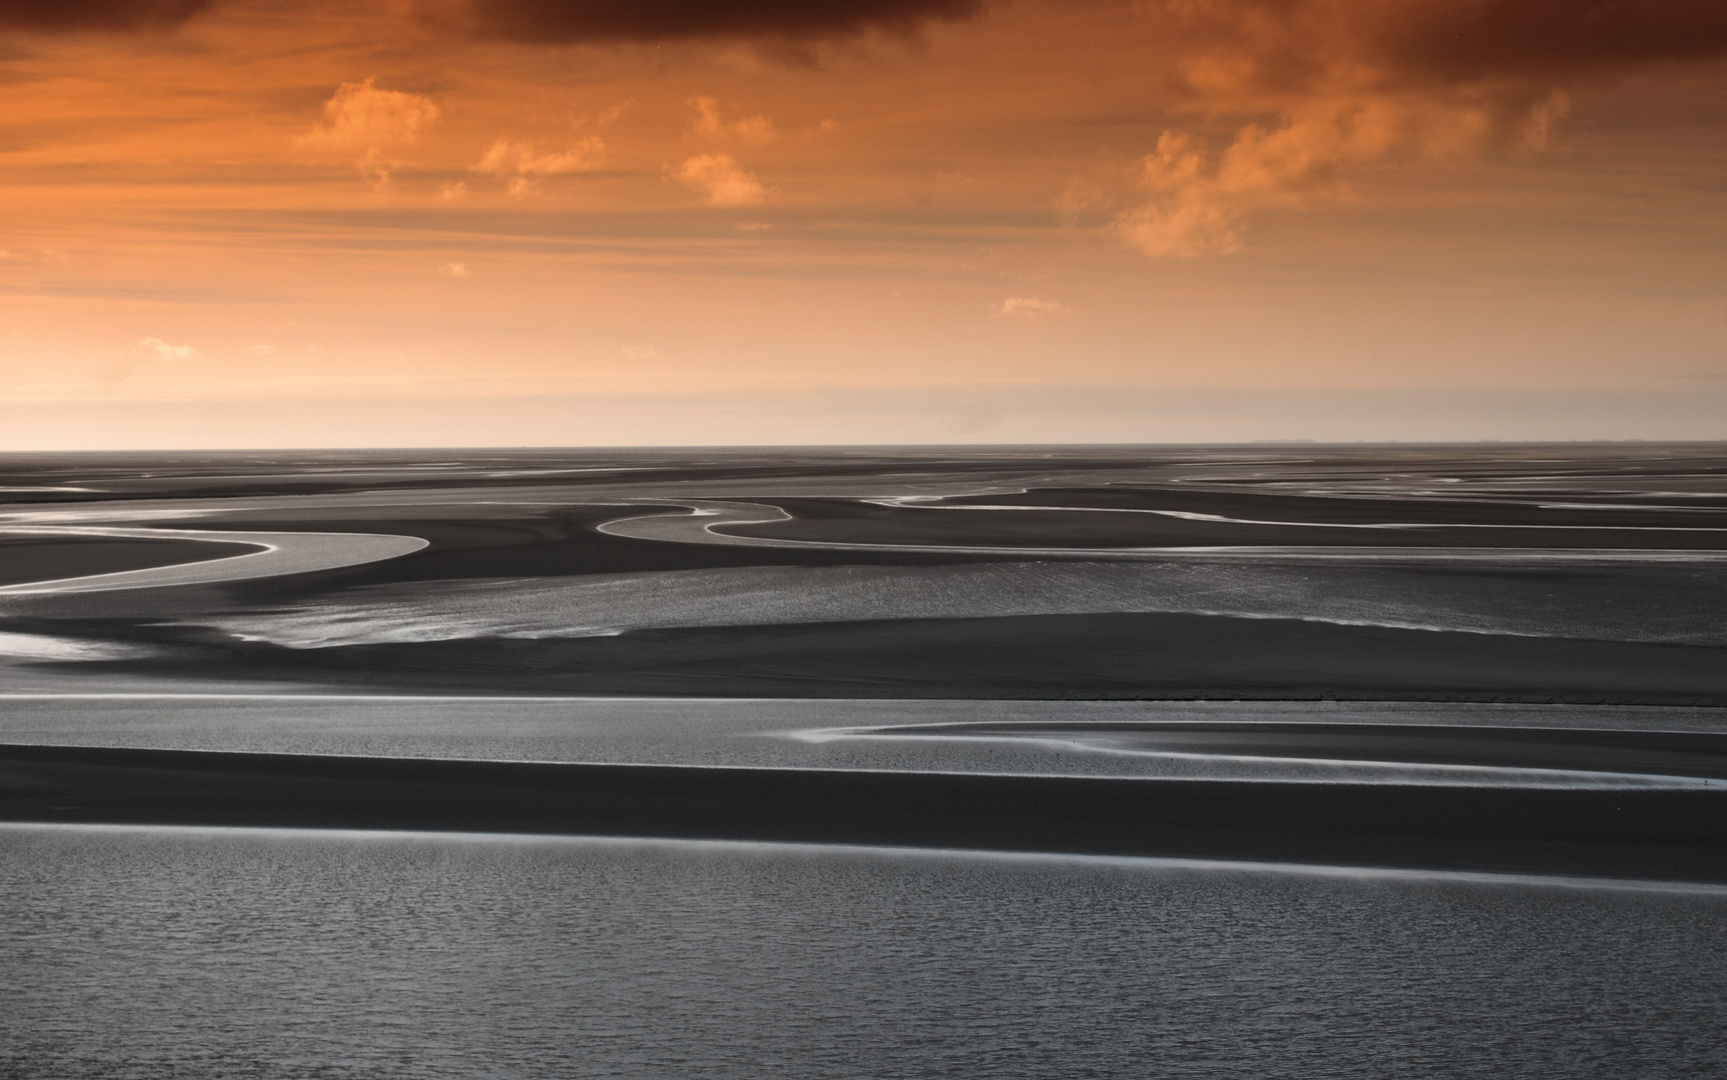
[3,825,1725,1080]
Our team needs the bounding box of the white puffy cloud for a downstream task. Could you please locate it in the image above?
[675,153,768,206]
[298,78,439,189]
[474,137,606,177]
[300,78,439,149]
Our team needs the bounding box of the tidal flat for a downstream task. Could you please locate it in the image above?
[3,445,1727,1076]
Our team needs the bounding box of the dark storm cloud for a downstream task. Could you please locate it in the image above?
[1158,1,1727,95]
[0,0,213,31]
[1384,0,1727,82]
[413,0,990,43]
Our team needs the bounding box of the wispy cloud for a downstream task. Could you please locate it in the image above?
[135,337,199,360]
[443,262,472,278]
[472,137,606,195]
[594,100,634,126]
[675,152,768,206]
[0,247,69,266]
[690,96,775,145]
[999,297,1078,317]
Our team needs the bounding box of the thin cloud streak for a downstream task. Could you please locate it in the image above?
[411,0,990,43]
[999,297,1077,317]
[135,337,199,360]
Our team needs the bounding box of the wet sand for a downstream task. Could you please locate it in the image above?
[3,447,1726,705]
[6,447,1727,880]
[0,528,427,596]
[73,610,1727,704]
[4,742,1726,883]
[718,495,1727,551]
[861,720,1727,780]
[0,538,260,587]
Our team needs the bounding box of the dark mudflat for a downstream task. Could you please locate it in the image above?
[4,743,1725,883]
[0,538,260,587]
[721,496,1727,550]
[862,721,1727,779]
[67,610,1727,704]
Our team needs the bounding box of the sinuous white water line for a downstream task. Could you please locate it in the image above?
[0,526,428,595]
[594,501,1727,562]
[0,733,1713,791]
[0,486,100,493]
[594,501,795,546]
[790,730,1726,790]
[866,497,1727,532]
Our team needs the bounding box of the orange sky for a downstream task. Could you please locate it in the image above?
[3,0,1726,447]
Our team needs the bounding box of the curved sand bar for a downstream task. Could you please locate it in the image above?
[0,526,428,595]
